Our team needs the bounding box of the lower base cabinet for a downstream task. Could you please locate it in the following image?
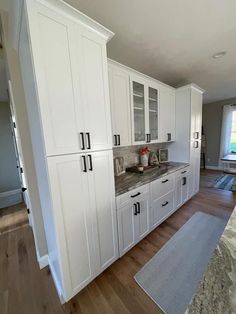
[47,150,118,300]
[116,166,191,257]
[117,186,149,256]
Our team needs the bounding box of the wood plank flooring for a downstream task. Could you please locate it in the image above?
[0,203,28,235]
[0,170,235,314]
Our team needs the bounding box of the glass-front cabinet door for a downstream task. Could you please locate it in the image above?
[148,86,158,141]
[131,75,159,144]
[131,78,146,143]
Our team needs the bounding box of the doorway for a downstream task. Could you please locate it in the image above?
[0,40,28,234]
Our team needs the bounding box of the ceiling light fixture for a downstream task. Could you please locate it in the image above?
[212,51,227,59]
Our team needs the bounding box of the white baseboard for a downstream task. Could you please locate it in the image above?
[0,188,22,197]
[0,189,22,208]
[37,253,49,270]
[204,165,223,171]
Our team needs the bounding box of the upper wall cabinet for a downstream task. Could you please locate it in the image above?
[27,1,112,156]
[159,85,176,142]
[130,75,159,145]
[108,63,131,147]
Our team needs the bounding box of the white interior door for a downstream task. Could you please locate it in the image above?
[87,150,118,273]
[47,154,95,296]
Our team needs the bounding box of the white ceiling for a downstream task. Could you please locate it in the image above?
[66,0,236,104]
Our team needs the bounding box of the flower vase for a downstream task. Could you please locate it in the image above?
[140,154,149,167]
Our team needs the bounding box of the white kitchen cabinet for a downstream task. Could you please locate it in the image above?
[117,185,150,256]
[26,0,112,156]
[168,85,204,198]
[150,172,175,229]
[46,151,118,300]
[108,62,131,147]
[151,191,175,228]
[19,0,116,303]
[159,85,176,142]
[175,167,190,209]
[130,75,159,144]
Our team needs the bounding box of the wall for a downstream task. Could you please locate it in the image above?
[113,143,167,168]
[203,97,236,168]
[0,101,21,192]
[0,11,48,260]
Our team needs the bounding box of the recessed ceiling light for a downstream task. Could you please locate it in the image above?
[212,51,227,59]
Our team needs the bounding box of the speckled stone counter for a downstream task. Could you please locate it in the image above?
[115,162,189,196]
[186,207,236,314]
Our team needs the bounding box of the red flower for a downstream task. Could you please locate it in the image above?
[139,146,151,156]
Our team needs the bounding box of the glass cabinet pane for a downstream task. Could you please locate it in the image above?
[148,87,158,140]
[133,81,145,142]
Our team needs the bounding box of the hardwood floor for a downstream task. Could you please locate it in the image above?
[0,170,235,314]
[0,203,28,235]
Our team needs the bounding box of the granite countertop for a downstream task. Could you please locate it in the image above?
[186,207,236,314]
[115,162,189,196]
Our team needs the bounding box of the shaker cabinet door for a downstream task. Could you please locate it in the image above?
[77,28,112,151]
[47,154,95,296]
[108,64,132,147]
[87,150,118,273]
[117,203,137,256]
[159,85,176,142]
[29,6,85,156]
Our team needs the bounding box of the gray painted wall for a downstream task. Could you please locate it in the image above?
[203,97,236,167]
[0,101,21,192]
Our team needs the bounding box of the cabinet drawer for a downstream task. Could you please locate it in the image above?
[116,184,149,209]
[151,173,174,201]
[151,191,174,228]
[175,166,190,178]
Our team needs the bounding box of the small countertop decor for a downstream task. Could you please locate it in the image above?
[115,162,189,196]
[186,206,236,314]
[139,146,151,167]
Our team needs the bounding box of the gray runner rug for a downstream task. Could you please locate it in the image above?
[134,212,227,314]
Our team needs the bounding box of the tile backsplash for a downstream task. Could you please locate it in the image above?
[113,143,167,168]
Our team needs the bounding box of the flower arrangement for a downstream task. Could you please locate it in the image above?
[139,146,150,156]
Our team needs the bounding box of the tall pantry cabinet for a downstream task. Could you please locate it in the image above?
[168,84,204,198]
[18,0,118,302]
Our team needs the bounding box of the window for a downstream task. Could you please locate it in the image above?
[230,111,236,153]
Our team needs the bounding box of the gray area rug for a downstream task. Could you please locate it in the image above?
[134,212,227,314]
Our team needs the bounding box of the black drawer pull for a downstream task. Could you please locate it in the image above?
[181,170,187,174]
[131,192,141,198]
[86,132,91,149]
[117,134,121,146]
[137,202,141,214]
[114,135,117,146]
[182,177,187,186]
[134,203,138,215]
[162,179,169,183]
[82,155,87,172]
[162,201,169,207]
[80,132,85,150]
[88,154,93,171]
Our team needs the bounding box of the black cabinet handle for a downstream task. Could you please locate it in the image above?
[88,154,93,171]
[162,201,169,207]
[137,202,141,214]
[161,179,169,183]
[82,155,87,172]
[134,203,138,215]
[117,134,121,146]
[80,132,85,150]
[22,187,27,192]
[114,135,117,146]
[146,134,149,143]
[86,132,91,149]
[167,133,171,141]
[181,170,187,174]
[182,177,187,186]
[131,192,141,198]
[194,141,199,148]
